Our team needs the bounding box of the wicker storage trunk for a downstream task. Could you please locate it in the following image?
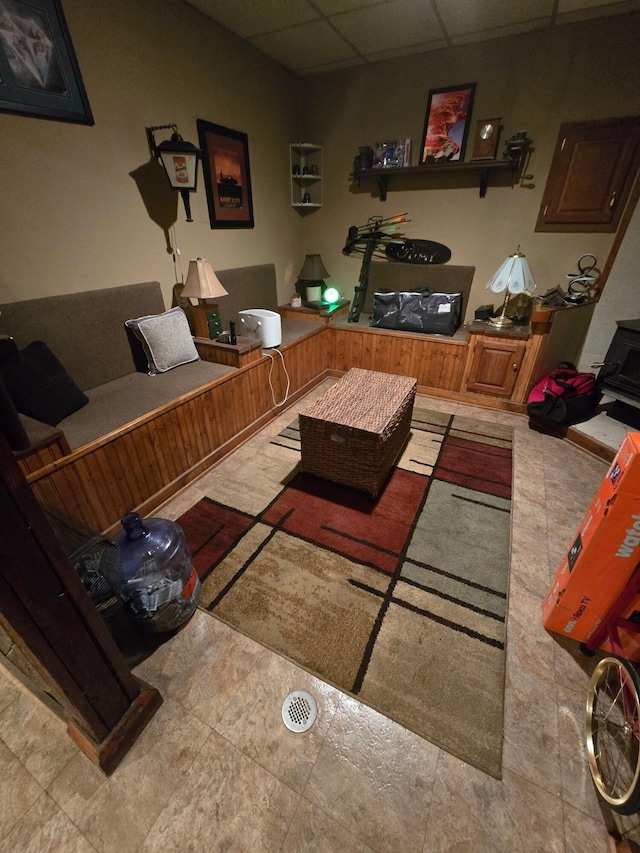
[299,368,417,497]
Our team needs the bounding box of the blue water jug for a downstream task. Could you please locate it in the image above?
[112,512,200,633]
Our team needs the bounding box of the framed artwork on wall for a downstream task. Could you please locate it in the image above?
[420,83,476,164]
[197,119,254,229]
[0,0,93,124]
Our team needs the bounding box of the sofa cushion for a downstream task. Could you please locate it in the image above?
[58,360,234,449]
[0,341,89,426]
[125,307,199,374]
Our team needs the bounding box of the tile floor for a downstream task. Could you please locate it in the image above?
[0,382,638,852]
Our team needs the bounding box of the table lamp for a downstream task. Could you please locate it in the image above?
[182,258,228,339]
[297,254,330,304]
[485,247,536,329]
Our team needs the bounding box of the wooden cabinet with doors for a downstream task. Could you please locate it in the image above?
[536,116,640,232]
[465,331,527,398]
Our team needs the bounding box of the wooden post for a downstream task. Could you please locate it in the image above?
[0,434,162,775]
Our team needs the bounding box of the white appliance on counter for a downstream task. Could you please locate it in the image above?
[238,309,282,348]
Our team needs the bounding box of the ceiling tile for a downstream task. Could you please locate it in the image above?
[298,56,369,76]
[184,0,319,38]
[450,18,549,45]
[559,0,635,10]
[557,0,640,19]
[364,38,449,63]
[435,0,554,36]
[249,19,358,71]
[313,0,383,13]
[332,0,445,53]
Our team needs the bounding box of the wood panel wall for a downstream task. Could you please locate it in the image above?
[327,326,468,392]
[25,329,328,536]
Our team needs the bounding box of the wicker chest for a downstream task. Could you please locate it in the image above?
[299,368,417,497]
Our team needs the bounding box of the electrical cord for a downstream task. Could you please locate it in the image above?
[263,347,291,408]
[169,225,184,284]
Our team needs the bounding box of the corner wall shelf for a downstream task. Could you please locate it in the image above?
[290,143,323,210]
[352,159,519,201]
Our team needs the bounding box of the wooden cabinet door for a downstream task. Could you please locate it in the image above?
[466,338,526,397]
[536,116,640,232]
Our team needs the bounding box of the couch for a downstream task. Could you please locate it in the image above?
[0,264,327,535]
[0,280,234,451]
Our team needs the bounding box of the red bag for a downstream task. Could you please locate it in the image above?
[527,362,600,428]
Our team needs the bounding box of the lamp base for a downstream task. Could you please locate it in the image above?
[488,314,513,329]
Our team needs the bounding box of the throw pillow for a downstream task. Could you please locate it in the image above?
[125,306,199,374]
[0,340,89,426]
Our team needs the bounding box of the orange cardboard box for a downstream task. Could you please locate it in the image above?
[542,432,640,647]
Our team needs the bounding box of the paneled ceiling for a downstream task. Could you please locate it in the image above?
[184,0,640,76]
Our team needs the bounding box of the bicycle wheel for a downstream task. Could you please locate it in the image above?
[585,655,640,814]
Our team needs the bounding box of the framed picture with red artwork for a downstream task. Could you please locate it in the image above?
[420,84,476,164]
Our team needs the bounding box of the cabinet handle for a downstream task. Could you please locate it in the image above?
[512,363,519,372]
[609,191,617,209]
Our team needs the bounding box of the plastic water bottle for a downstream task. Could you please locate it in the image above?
[112,512,200,633]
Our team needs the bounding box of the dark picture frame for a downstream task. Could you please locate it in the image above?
[420,83,476,164]
[0,0,93,124]
[197,119,254,229]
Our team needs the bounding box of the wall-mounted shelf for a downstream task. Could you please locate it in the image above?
[290,143,323,209]
[352,159,519,201]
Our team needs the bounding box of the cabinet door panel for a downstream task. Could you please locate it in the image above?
[466,339,525,397]
[536,117,640,232]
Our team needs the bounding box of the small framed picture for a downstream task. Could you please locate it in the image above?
[470,118,502,160]
[420,84,476,163]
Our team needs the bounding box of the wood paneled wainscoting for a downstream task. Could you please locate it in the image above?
[326,324,469,396]
[23,326,328,537]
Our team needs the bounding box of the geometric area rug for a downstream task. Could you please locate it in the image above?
[177,408,514,779]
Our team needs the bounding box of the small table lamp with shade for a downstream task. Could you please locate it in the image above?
[297,253,330,305]
[485,246,537,329]
[181,258,229,339]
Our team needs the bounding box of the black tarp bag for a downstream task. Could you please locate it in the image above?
[370,289,463,336]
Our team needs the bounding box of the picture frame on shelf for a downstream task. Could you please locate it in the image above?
[470,118,503,160]
[197,119,254,229]
[0,0,93,124]
[420,83,476,164]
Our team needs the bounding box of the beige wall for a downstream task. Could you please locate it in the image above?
[299,13,640,322]
[0,0,302,309]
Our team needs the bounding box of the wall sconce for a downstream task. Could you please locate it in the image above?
[146,123,201,222]
[485,246,537,329]
[182,258,229,339]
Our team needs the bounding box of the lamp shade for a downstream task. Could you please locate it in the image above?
[485,248,536,295]
[297,254,330,281]
[182,258,229,299]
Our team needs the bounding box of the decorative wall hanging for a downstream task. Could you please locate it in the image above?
[197,119,254,229]
[420,83,475,163]
[0,0,93,124]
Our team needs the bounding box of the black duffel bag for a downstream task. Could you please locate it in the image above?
[370,288,463,336]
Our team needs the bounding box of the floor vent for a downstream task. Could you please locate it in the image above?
[282,690,317,733]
